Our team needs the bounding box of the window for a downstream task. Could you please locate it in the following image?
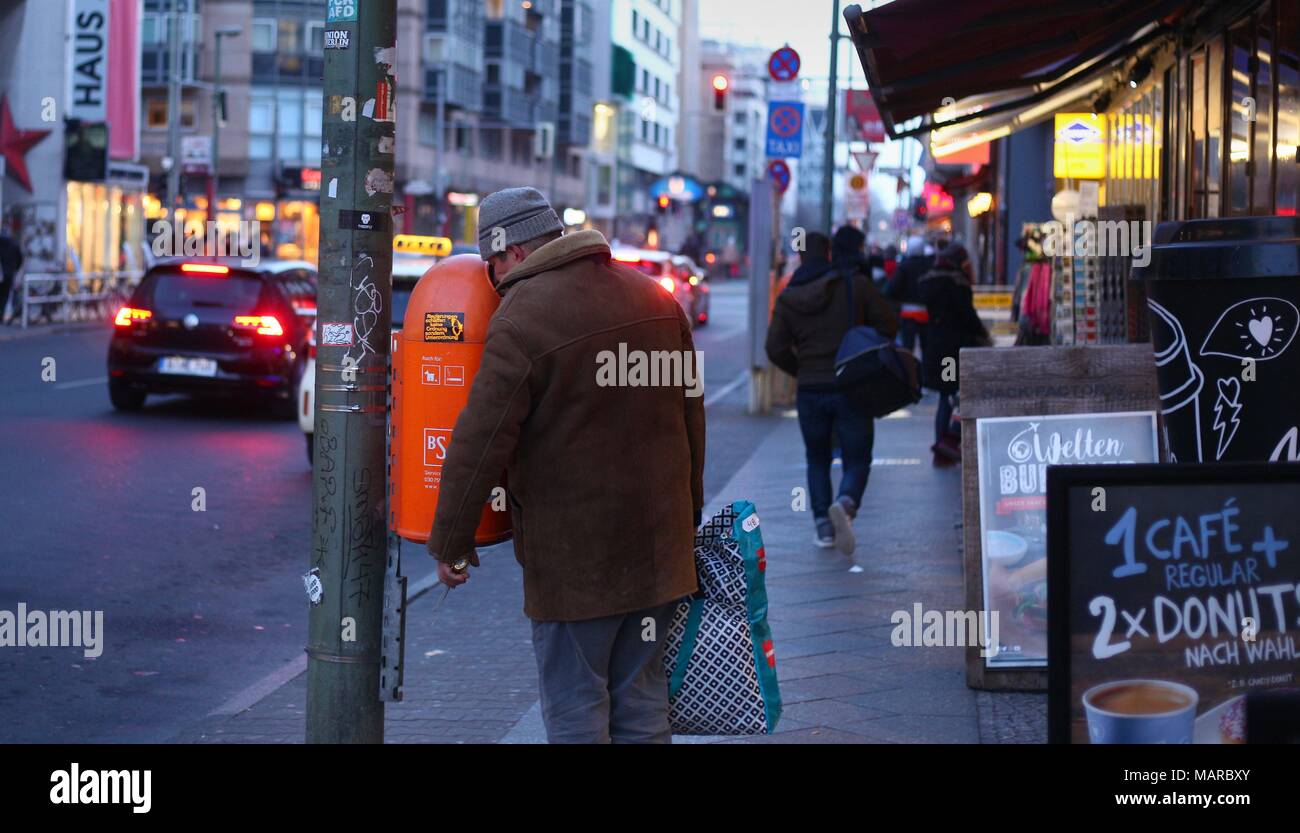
[632,9,638,37]
[251,19,275,53]
[278,19,300,55]
[734,163,746,177]
[1278,1,1300,214]
[419,109,436,147]
[141,14,167,45]
[305,21,325,54]
[143,96,195,130]
[596,162,613,206]
[145,97,167,129]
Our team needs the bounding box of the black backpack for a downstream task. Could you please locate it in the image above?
[833,269,922,418]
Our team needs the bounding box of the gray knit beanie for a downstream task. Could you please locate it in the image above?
[476,187,563,259]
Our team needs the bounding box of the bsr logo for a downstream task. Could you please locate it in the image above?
[424,429,452,467]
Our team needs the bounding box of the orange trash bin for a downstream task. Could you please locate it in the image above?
[391,254,511,547]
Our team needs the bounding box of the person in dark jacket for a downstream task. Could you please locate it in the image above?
[886,234,933,357]
[0,232,23,325]
[917,243,989,465]
[766,229,898,555]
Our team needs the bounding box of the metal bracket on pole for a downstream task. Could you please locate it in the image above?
[379,532,406,702]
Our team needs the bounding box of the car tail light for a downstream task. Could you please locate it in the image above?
[181,263,230,275]
[688,275,700,286]
[659,277,675,293]
[233,314,285,336]
[114,306,152,326]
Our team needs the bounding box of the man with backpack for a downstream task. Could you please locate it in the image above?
[766,229,897,555]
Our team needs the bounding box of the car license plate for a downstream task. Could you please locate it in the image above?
[158,356,217,377]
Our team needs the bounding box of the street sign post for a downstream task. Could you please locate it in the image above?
[308,0,397,744]
[768,46,801,83]
[845,171,869,221]
[765,101,804,159]
[767,159,791,194]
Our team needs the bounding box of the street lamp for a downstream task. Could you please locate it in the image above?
[211,26,242,211]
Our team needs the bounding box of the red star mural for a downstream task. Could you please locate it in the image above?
[0,94,52,193]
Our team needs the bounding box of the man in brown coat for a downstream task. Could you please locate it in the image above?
[426,187,704,743]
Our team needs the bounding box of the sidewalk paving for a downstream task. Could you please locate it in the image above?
[178,392,1047,744]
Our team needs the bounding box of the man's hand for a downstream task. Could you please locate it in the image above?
[437,551,480,588]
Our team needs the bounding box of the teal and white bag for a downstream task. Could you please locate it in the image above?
[663,501,782,735]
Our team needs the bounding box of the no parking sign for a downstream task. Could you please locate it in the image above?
[768,160,791,193]
[766,101,804,159]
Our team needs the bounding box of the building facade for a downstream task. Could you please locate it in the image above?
[1,0,147,279]
[135,0,594,262]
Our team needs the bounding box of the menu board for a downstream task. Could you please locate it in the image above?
[1048,464,1300,744]
[976,412,1159,667]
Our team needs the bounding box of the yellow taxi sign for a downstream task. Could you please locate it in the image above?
[394,234,453,257]
[1053,113,1107,179]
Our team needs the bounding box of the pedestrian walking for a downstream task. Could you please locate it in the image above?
[886,234,933,357]
[425,187,705,744]
[766,229,898,555]
[917,243,990,466]
[0,231,24,325]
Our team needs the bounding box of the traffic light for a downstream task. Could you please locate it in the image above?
[657,194,671,213]
[712,74,729,113]
[912,196,928,222]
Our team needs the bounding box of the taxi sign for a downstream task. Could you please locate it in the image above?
[394,234,453,257]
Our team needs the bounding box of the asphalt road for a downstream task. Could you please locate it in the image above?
[0,278,770,742]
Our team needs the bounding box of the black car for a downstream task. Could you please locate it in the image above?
[107,259,317,416]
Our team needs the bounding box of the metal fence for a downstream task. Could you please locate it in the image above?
[19,271,143,329]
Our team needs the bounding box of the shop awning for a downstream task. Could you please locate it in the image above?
[843,0,1197,142]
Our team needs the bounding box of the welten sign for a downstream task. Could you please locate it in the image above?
[1049,463,1300,743]
[976,412,1159,668]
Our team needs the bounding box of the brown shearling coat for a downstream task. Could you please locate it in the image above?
[426,230,704,621]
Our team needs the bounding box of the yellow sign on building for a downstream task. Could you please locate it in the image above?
[1053,113,1107,179]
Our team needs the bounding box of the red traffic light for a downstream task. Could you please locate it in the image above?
[657,195,671,210]
[712,74,729,92]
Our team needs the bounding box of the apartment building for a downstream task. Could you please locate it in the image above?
[136,0,594,259]
[598,0,683,245]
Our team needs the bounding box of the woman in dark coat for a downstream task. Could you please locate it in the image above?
[918,243,989,465]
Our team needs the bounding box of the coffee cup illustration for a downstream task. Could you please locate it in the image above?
[1148,299,1205,462]
[1083,679,1199,744]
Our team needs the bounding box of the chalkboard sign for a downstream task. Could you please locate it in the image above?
[1048,463,1300,744]
[976,412,1158,667]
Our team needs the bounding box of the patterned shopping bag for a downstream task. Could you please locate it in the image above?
[662,500,781,735]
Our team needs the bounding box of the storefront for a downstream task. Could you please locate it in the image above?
[848,0,1300,345]
[64,173,148,274]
